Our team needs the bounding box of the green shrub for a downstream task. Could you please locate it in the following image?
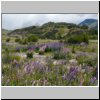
[19,38,28,45]
[10,55,21,62]
[72,45,75,53]
[39,51,44,55]
[35,47,39,53]
[83,34,89,44]
[2,53,11,64]
[2,50,21,64]
[84,57,98,66]
[6,38,10,42]
[76,56,85,64]
[15,38,20,42]
[27,35,38,42]
[53,51,67,60]
[2,48,11,64]
[67,33,89,44]
[80,25,88,29]
[20,47,27,52]
[45,47,52,53]
[27,52,33,58]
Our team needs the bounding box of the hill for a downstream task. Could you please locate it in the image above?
[7,21,98,41]
[8,22,81,38]
[2,29,12,34]
[79,19,98,30]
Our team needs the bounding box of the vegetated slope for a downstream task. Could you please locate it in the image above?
[79,19,98,30]
[8,21,98,40]
[8,22,83,38]
[2,29,12,34]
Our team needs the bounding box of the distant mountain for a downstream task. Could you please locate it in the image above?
[79,19,98,30]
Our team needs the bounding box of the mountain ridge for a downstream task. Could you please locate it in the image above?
[79,19,98,30]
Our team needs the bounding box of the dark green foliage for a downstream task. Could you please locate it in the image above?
[83,34,89,44]
[15,38,21,42]
[67,33,89,44]
[2,48,11,64]
[27,35,38,42]
[6,38,10,42]
[88,29,98,39]
[35,47,39,53]
[72,45,75,53]
[19,38,28,45]
[27,52,33,58]
[80,25,88,29]
[84,57,98,66]
[45,47,52,53]
[45,32,56,39]
[20,48,27,52]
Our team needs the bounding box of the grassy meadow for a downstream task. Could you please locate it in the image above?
[2,21,98,86]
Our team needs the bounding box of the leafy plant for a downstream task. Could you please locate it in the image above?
[6,38,10,42]
[53,51,67,60]
[27,35,38,42]
[15,38,21,42]
[27,52,33,58]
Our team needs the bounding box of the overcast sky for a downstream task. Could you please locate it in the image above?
[2,14,98,30]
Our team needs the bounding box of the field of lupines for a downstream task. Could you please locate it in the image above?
[2,40,98,86]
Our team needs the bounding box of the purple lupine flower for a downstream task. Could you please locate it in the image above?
[24,61,46,73]
[76,51,89,58]
[66,67,78,81]
[90,77,97,85]
[62,47,71,54]
[24,62,33,73]
[62,74,66,80]
[62,67,78,81]
[27,42,64,52]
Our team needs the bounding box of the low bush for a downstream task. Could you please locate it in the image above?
[15,38,21,42]
[19,39,28,45]
[27,35,38,42]
[72,45,75,53]
[6,38,10,42]
[35,47,39,53]
[67,33,89,44]
[27,52,33,58]
[45,47,52,53]
[53,51,67,60]
[39,51,44,55]
[10,55,21,62]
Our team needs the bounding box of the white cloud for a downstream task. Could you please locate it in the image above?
[2,14,98,30]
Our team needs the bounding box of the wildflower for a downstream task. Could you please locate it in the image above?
[62,74,66,80]
[24,61,46,73]
[69,59,78,66]
[90,77,97,85]
[67,67,78,81]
